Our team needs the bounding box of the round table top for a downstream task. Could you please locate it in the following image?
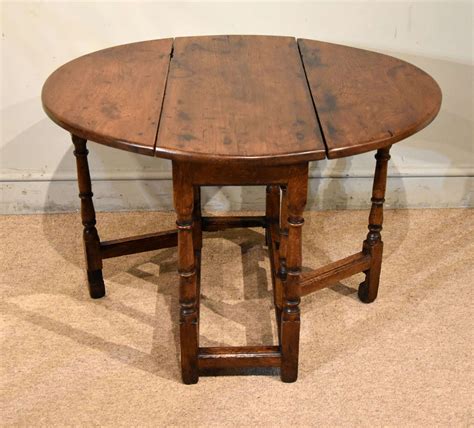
[42,35,442,165]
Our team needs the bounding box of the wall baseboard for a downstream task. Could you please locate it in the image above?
[1,176,472,214]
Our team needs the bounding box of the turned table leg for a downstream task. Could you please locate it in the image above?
[280,166,308,382]
[71,135,105,299]
[265,185,279,247]
[193,186,203,335]
[173,162,199,384]
[277,184,289,339]
[359,146,391,303]
[266,185,283,339]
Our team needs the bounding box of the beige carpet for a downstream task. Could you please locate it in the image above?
[1,209,472,426]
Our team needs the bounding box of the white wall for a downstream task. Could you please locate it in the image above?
[1,1,473,213]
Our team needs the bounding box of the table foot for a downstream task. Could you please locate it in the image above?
[87,269,106,299]
[357,281,370,303]
[280,316,300,383]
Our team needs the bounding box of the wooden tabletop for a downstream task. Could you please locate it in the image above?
[42,35,441,164]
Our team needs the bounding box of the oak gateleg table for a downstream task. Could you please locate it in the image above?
[42,35,441,384]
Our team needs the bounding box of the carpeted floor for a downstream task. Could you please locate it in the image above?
[1,209,472,426]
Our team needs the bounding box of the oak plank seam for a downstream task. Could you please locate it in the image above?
[153,40,175,155]
[296,39,329,158]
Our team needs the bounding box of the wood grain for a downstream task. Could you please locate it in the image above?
[156,35,326,164]
[201,215,266,231]
[298,39,442,158]
[100,230,177,259]
[42,39,173,155]
[198,346,281,369]
[43,36,442,162]
[300,252,371,296]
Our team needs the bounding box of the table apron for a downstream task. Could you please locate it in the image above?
[173,161,309,186]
